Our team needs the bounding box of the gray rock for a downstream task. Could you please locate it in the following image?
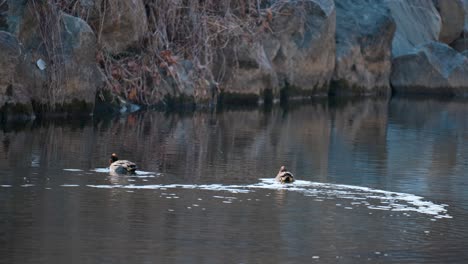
[449,0,468,52]
[391,42,468,96]
[0,31,33,118]
[0,0,28,34]
[217,0,335,102]
[88,0,148,54]
[14,7,103,113]
[263,0,336,94]
[452,38,468,52]
[333,0,395,95]
[462,0,468,34]
[162,59,203,100]
[0,2,7,31]
[432,0,465,44]
[385,0,441,57]
[0,31,20,94]
[79,0,94,8]
[215,39,278,102]
[58,13,103,107]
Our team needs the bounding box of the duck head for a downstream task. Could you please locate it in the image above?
[110,153,119,164]
[279,165,287,173]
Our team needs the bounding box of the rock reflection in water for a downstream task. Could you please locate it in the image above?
[1,98,468,263]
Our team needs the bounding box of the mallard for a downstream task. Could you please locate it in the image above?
[275,166,294,183]
[109,153,137,174]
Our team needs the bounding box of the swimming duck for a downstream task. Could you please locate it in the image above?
[275,166,294,184]
[109,153,137,174]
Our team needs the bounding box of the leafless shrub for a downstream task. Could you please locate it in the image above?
[38,0,278,106]
[30,0,67,110]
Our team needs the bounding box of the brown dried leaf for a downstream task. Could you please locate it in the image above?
[111,68,121,79]
[160,50,178,65]
[267,8,273,22]
[128,87,138,101]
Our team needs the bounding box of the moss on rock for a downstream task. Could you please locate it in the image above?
[279,83,327,104]
[0,102,34,121]
[217,91,260,107]
[163,94,196,111]
[330,79,390,96]
[32,99,93,116]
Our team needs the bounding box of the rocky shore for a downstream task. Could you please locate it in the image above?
[0,0,467,119]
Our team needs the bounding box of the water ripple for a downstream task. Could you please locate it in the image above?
[86,178,451,219]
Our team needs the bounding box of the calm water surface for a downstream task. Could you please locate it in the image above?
[1,98,467,263]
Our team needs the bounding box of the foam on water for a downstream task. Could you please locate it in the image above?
[86,178,451,219]
[63,169,84,172]
[91,168,157,176]
[91,168,110,173]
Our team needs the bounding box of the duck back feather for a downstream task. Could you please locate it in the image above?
[275,166,294,183]
[109,153,137,174]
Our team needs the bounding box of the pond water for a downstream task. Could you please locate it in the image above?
[1,97,468,263]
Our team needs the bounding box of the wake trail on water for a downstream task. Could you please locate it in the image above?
[83,169,452,220]
[91,168,158,176]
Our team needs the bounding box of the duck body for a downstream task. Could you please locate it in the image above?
[109,153,137,175]
[275,166,294,184]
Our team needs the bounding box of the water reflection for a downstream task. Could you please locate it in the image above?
[1,97,468,263]
[0,100,388,186]
[328,98,389,186]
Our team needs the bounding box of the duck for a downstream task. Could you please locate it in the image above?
[275,165,294,184]
[109,153,137,174]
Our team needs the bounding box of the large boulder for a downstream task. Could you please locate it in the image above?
[56,13,104,109]
[88,0,148,54]
[465,0,468,26]
[452,38,468,52]
[391,42,468,96]
[0,31,33,118]
[14,4,103,114]
[0,31,21,106]
[432,0,465,44]
[385,0,441,57]
[0,2,7,30]
[216,0,335,103]
[465,0,468,33]
[263,0,336,95]
[450,0,468,52]
[215,39,278,104]
[0,0,28,34]
[333,0,395,95]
